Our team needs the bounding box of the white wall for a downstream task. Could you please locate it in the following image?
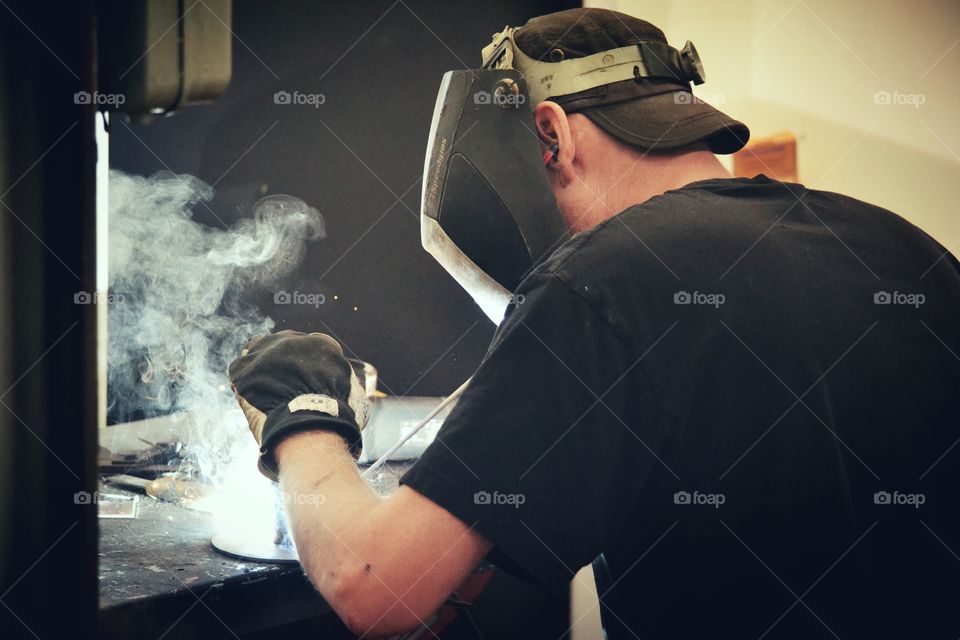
[585,0,960,250]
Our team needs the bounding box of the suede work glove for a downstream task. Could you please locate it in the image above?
[228,330,370,481]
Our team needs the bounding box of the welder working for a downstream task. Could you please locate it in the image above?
[228,8,960,638]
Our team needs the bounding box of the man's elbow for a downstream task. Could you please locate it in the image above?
[325,566,430,638]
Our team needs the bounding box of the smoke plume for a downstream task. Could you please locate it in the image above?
[107,169,324,495]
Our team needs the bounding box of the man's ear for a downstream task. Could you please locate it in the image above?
[533,101,576,186]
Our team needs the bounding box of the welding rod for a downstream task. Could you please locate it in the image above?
[360,377,472,479]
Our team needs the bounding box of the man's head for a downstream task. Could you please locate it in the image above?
[418,8,751,322]
[489,8,750,232]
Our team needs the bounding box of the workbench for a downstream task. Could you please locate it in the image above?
[97,448,568,639]
[97,466,405,640]
[96,404,429,639]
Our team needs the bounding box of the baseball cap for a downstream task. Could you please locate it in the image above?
[513,8,749,154]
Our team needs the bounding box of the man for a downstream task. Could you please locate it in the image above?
[230,8,960,638]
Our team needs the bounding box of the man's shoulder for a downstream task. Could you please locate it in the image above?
[532,180,756,289]
[535,176,950,290]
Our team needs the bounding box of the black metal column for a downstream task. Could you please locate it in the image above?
[0,2,98,638]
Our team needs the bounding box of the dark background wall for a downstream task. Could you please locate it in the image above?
[110,0,576,397]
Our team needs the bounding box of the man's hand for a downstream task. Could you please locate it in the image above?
[230,331,493,636]
[228,330,370,480]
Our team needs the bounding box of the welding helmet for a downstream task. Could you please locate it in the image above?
[421,9,742,324]
[420,68,568,324]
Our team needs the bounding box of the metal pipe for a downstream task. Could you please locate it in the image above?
[361,377,472,479]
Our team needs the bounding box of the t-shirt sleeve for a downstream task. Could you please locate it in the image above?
[400,273,668,596]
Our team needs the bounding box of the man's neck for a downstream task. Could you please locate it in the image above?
[601,149,732,216]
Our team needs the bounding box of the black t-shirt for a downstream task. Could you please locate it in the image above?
[402,175,960,638]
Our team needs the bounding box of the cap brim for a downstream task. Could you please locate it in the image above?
[580,91,750,155]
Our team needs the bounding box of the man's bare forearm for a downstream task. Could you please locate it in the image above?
[274,431,493,636]
[228,332,492,635]
[275,431,380,593]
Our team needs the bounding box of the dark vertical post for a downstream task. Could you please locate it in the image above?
[0,1,98,638]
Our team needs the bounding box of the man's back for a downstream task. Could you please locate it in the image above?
[403,175,960,638]
[553,175,960,637]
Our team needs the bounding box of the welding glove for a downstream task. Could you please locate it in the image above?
[228,330,370,481]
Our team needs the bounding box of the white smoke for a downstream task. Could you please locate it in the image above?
[107,169,324,497]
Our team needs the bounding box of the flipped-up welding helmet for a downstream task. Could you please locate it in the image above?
[421,8,746,324]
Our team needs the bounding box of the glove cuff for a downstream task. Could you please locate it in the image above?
[257,402,363,481]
